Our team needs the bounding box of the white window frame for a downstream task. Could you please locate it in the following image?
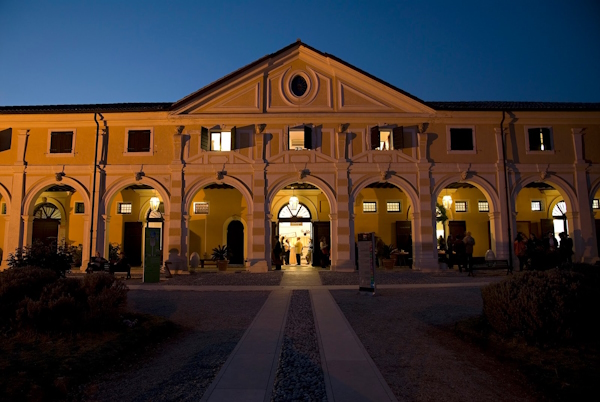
[454,200,468,213]
[117,202,132,214]
[74,202,85,214]
[478,200,489,212]
[362,201,377,213]
[531,200,542,212]
[193,202,210,215]
[524,126,555,155]
[446,125,476,154]
[386,200,402,213]
[123,127,154,156]
[210,131,232,152]
[46,129,76,157]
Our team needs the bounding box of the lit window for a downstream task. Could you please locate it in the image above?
[49,131,74,154]
[127,129,151,153]
[455,201,467,212]
[387,201,401,212]
[593,199,600,210]
[370,126,404,150]
[211,132,231,151]
[527,127,553,151]
[531,201,542,211]
[478,201,489,212]
[363,201,377,213]
[289,126,313,150]
[74,202,85,214]
[117,203,132,214]
[194,202,209,215]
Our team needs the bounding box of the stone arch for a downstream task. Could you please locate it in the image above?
[512,175,578,214]
[23,177,91,217]
[267,175,337,214]
[33,198,67,226]
[350,174,420,214]
[184,176,253,215]
[432,175,501,213]
[272,198,317,222]
[102,176,171,216]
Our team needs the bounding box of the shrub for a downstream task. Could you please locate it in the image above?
[7,241,75,277]
[481,268,599,344]
[82,273,128,328]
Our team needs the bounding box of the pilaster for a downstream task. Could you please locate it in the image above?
[415,163,437,270]
[334,162,353,271]
[494,127,511,262]
[249,164,268,271]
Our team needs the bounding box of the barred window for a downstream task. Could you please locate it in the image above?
[593,199,599,210]
[117,203,132,214]
[74,202,85,214]
[194,202,209,215]
[478,201,489,212]
[387,201,401,212]
[455,201,467,212]
[531,201,542,211]
[362,201,377,213]
[1,203,6,214]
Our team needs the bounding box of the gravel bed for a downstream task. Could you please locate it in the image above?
[319,269,507,286]
[271,290,327,402]
[164,271,283,286]
[331,288,536,401]
[80,290,270,402]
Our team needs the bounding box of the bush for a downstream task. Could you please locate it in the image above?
[481,267,599,344]
[0,268,128,333]
[7,241,76,277]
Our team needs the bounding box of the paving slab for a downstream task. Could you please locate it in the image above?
[311,289,398,402]
[201,289,291,402]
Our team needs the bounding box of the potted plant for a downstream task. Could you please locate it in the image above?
[211,245,229,271]
[382,243,397,270]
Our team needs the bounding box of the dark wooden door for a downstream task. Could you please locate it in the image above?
[313,221,330,267]
[596,220,600,258]
[32,219,59,246]
[124,222,142,266]
[395,221,412,254]
[449,221,466,238]
[540,219,554,237]
[227,220,244,264]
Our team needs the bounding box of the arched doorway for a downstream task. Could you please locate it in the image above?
[32,202,61,246]
[277,202,312,265]
[227,220,244,264]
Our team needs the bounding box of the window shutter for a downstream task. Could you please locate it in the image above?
[541,128,552,150]
[392,126,404,150]
[63,132,73,153]
[370,126,379,150]
[50,133,59,153]
[201,127,209,151]
[304,126,312,149]
[231,126,236,150]
[528,128,541,150]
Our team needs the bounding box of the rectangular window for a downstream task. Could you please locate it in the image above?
[288,126,312,150]
[49,131,74,154]
[211,132,232,151]
[478,201,489,212]
[117,203,132,214]
[194,202,209,215]
[593,199,600,210]
[455,201,467,212]
[531,201,542,211]
[362,201,377,213]
[74,202,85,214]
[370,126,404,151]
[387,201,401,212]
[127,129,151,153]
[527,127,553,151]
[449,128,474,151]
[1,203,6,214]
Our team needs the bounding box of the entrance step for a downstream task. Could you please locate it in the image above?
[280,270,322,287]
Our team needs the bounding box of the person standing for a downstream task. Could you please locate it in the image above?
[446,234,454,269]
[320,236,329,268]
[463,232,475,273]
[294,237,303,266]
[306,240,313,265]
[273,238,282,270]
[514,233,527,271]
[283,238,291,265]
[559,232,574,265]
[454,235,466,273]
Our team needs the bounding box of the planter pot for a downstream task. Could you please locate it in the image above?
[217,260,229,271]
[382,258,395,270]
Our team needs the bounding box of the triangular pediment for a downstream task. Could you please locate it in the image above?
[171,42,435,116]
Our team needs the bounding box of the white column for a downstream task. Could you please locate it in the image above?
[21,215,34,247]
[80,216,90,270]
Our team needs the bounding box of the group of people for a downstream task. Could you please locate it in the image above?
[438,232,476,273]
[272,236,329,270]
[86,250,131,275]
[513,231,573,271]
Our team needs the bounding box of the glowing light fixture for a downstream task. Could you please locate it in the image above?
[288,186,299,211]
[442,189,453,210]
[149,196,160,212]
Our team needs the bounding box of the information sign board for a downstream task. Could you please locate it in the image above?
[357,232,376,293]
[143,228,161,283]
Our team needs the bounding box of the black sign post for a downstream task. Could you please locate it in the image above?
[357,232,376,294]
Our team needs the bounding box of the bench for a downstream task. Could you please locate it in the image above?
[200,259,217,268]
[109,262,131,279]
[468,259,511,276]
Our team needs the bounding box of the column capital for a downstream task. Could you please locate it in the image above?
[17,129,30,137]
[571,128,585,136]
[328,213,337,221]
[488,211,501,221]
[102,214,111,224]
[21,215,33,223]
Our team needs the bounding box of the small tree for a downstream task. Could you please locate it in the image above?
[7,240,74,277]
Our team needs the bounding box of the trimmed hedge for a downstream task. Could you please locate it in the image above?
[481,265,600,344]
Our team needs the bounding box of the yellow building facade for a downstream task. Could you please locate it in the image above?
[1,42,599,271]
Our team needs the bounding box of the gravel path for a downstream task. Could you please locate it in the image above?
[164,271,283,286]
[331,287,537,401]
[271,290,327,402]
[80,290,269,402]
[320,269,508,286]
